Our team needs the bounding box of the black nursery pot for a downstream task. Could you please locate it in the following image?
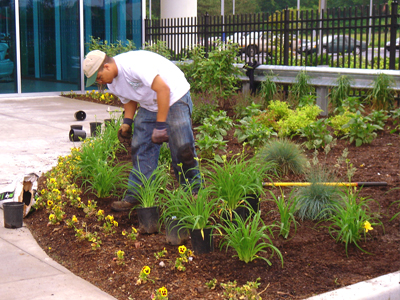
[137,206,160,234]
[245,194,260,214]
[74,110,86,121]
[165,218,189,246]
[69,129,86,141]
[190,227,214,255]
[90,122,102,137]
[70,124,83,130]
[3,202,24,229]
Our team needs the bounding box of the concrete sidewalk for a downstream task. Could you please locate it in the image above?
[0,95,122,300]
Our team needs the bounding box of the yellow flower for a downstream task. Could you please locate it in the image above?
[132,227,137,233]
[364,221,373,233]
[72,215,78,223]
[41,189,46,195]
[113,221,118,227]
[158,286,168,297]
[122,230,127,236]
[142,266,151,275]
[187,250,194,257]
[50,178,56,183]
[106,215,114,222]
[47,200,53,207]
[178,245,187,254]
[49,214,55,221]
[97,209,104,216]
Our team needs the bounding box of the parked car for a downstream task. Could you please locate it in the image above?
[241,31,300,57]
[385,37,400,51]
[323,35,367,54]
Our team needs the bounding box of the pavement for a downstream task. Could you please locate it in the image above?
[0,96,121,300]
[0,95,399,300]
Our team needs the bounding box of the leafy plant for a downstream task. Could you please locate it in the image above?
[267,100,291,120]
[298,118,334,150]
[191,93,218,124]
[342,111,382,147]
[260,72,278,108]
[129,166,169,208]
[277,105,322,137]
[220,278,263,300]
[328,108,356,136]
[367,73,396,111]
[234,101,263,119]
[326,187,383,256]
[162,185,220,232]
[143,40,172,59]
[268,189,299,239]
[367,109,389,129]
[256,138,308,176]
[196,110,233,140]
[234,116,277,147]
[291,70,314,101]
[181,43,243,108]
[295,167,341,220]
[87,36,136,57]
[330,75,352,109]
[195,134,228,159]
[204,155,271,212]
[218,210,283,266]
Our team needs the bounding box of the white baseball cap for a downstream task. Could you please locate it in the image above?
[83,50,106,87]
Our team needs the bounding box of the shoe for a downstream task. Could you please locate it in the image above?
[111,199,139,212]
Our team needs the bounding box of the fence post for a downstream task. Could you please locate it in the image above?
[284,8,290,66]
[204,13,210,55]
[389,1,399,70]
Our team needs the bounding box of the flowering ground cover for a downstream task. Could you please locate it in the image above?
[25,96,400,300]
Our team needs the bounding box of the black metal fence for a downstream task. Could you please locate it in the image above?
[145,1,400,70]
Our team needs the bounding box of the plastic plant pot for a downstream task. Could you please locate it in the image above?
[69,129,86,141]
[90,122,102,137]
[3,202,24,229]
[137,206,160,234]
[70,124,83,130]
[190,227,214,255]
[165,218,189,245]
[74,110,86,121]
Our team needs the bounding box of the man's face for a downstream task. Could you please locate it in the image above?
[96,65,114,85]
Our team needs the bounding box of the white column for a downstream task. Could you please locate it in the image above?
[160,0,197,19]
[160,0,197,54]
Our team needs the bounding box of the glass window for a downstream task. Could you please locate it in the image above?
[84,0,142,55]
[0,1,16,94]
[19,0,80,93]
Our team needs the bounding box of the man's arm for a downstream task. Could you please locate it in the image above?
[123,101,138,120]
[151,75,170,122]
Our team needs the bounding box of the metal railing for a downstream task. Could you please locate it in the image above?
[145,1,400,70]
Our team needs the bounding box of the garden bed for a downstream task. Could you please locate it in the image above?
[25,96,400,300]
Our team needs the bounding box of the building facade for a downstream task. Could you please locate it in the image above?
[0,0,143,97]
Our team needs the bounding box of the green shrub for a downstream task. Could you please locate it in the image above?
[328,108,356,136]
[87,36,136,56]
[234,117,277,148]
[267,100,291,120]
[143,40,172,59]
[277,105,322,137]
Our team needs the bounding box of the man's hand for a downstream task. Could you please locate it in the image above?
[118,119,133,145]
[151,128,169,144]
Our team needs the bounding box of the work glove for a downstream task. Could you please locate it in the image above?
[118,118,133,145]
[151,122,169,144]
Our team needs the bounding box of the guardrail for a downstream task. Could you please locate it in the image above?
[236,64,400,116]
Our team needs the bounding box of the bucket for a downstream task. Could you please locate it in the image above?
[3,202,24,229]
[190,227,214,255]
[74,110,86,121]
[90,122,102,137]
[69,129,86,141]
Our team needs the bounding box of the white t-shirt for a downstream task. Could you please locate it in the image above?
[106,50,190,112]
